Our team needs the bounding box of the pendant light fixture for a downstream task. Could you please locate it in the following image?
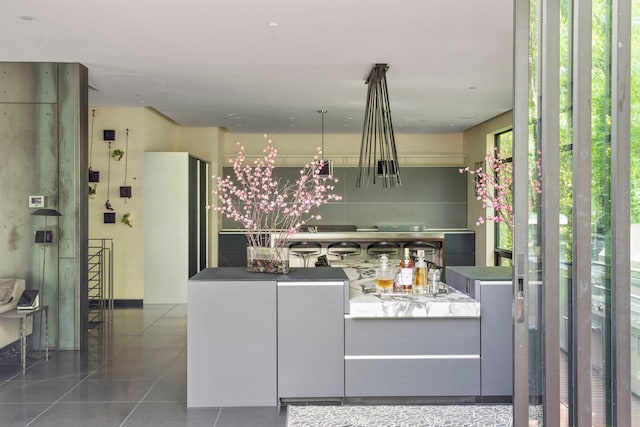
[357,63,401,188]
[317,109,333,176]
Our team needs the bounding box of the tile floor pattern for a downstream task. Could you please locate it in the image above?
[287,405,513,427]
[0,304,286,427]
[0,303,536,427]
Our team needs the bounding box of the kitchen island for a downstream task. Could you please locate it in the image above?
[187,266,481,407]
[334,260,481,398]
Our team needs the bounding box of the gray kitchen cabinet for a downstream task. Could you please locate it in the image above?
[344,317,480,397]
[443,232,476,278]
[188,268,349,407]
[187,277,277,407]
[446,266,513,398]
[277,281,345,399]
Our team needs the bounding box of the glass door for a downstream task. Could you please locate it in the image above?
[513,0,631,425]
[512,0,545,423]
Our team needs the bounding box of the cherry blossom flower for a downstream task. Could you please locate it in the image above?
[209,135,342,249]
[460,149,542,232]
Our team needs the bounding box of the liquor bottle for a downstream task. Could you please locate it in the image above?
[414,249,427,294]
[398,247,414,293]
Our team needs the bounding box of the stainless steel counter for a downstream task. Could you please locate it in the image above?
[220,229,472,242]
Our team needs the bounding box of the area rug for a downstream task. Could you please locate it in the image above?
[287,404,513,427]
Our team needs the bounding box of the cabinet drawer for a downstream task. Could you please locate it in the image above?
[345,358,480,397]
[345,317,479,355]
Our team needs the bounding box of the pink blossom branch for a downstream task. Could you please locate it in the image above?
[209,135,342,249]
[460,149,541,233]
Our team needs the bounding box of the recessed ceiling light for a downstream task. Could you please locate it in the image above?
[289,124,295,127]
[347,117,353,120]
[236,124,243,127]
[19,15,35,21]
[227,113,236,117]
[289,117,295,120]
[450,123,456,127]
[267,21,280,27]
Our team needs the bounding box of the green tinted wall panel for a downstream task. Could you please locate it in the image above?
[221,167,467,230]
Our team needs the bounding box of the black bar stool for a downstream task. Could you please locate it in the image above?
[289,242,322,267]
[367,241,401,258]
[404,241,440,266]
[327,242,361,260]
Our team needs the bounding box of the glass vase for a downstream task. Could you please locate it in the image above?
[246,246,290,274]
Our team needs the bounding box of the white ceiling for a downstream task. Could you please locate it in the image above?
[2,0,514,134]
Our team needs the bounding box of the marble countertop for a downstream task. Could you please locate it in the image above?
[332,259,481,319]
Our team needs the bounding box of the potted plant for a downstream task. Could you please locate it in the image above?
[121,212,133,228]
[112,149,125,161]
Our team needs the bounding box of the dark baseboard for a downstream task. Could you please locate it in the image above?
[113,299,143,308]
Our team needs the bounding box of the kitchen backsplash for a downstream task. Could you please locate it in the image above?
[220,166,467,229]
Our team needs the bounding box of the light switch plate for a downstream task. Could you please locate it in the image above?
[34,230,52,243]
[29,195,45,208]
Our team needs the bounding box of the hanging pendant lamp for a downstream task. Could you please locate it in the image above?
[357,63,401,188]
[317,109,333,176]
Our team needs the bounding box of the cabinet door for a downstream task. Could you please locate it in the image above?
[479,281,513,396]
[188,279,277,407]
[277,281,344,398]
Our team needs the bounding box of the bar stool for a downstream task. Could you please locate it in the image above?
[327,242,361,260]
[289,242,322,267]
[367,241,401,258]
[404,241,440,266]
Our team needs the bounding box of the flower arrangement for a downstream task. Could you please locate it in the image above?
[209,135,342,272]
[460,150,513,230]
[460,149,541,232]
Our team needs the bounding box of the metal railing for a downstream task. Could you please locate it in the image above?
[87,238,114,328]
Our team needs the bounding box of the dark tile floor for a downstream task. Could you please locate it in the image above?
[0,304,287,427]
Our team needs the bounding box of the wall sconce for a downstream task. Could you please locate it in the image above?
[31,208,62,303]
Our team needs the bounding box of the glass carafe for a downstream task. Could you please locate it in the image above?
[375,254,395,293]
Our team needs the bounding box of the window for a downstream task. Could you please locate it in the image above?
[494,129,513,266]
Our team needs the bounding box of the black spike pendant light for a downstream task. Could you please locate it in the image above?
[357,63,401,188]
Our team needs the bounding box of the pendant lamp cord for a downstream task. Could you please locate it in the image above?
[89,109,95,169]
[105,141,113,210]
[318,109,327,155]
[321,111,324,154]
[124,129,129,185]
